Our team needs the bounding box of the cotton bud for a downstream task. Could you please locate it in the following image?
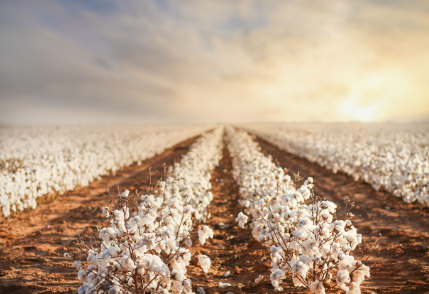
[64,252,71,259]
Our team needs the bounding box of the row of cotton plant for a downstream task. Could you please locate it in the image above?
[71,127,223,294]
[0,124,213,218]
[244,123,429,207]
[226,127,370,294]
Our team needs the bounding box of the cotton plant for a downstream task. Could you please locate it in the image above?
[69,127,224,294]
[0,124,215,218]
[245,122,429,207]
[226,127,371,294]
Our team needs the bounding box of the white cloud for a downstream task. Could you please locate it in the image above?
[0,0,428,124]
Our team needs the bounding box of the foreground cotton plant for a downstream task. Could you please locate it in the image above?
[70,127,224,294]
[75,191,204,294]
[226,127,371,294]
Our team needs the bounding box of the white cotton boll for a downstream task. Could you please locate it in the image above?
[337,270,351,291]
[198,255,211,273]
[292,261,309,287]
[236,212,248,228]
[293,229,308,240]
[255,275,264,283]
[320,201,337,213]
[219,282,231,288]
[183,279,192,293]
[113,210,125,221]
[197,287,205,294]
[107,286,122,294]
[346,282,361,294]
[185,238,192,247]
[102,207,110,217]
[198,225,214,245]
[352,264,370,285]
[224,271,231,277]
[270,269,285,288]
[74,260,82,270]
[309,281,325,294]
[77,270,87,282]
[120,190,130,197]
[183,205,194,214]
[122,256,136,271]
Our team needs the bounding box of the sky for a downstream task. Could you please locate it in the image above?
[0,0,428,125]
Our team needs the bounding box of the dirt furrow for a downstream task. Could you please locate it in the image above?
[0,135,200,294]
[186,139,273,294]
[255,136,429,293]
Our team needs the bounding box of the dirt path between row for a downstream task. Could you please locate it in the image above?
[255,136,429,294]
[0,135,200,294]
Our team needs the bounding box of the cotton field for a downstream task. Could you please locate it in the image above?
[0,125,212,218]
[1,124,429,294]
[244,123,429,207]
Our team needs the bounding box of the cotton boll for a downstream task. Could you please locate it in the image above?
[270,269,285,288]
[120,190,130,197]
[293,230,308,241]
[236,212,248,228]
[255,275,264,283]
[107,285,122,294]
[122,256,136,271]
[219,282,231,288]
[352,264,370,285]
[309,281,325,294]
[102,207,110,218]
[337,270,351,291]
[198,225,214,245]
[185,238,192,247]
[183,279,192,293]
[346,282,361,294]
[74,260,82,270]
[197,287,205,294]
[198,255,211,273]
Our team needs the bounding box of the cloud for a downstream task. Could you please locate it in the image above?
[0,0,428,124]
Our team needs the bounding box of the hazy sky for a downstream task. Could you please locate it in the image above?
[1,0,428,125]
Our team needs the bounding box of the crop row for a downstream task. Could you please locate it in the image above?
[226,127,369,294]
[0,125,213,218]
[245,123,429,207]
[73,127,224,294]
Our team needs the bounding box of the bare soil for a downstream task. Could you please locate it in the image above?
[1,134,428,294]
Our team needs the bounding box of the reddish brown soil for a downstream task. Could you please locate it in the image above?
[0,136,199,294]
[255,136,429,294]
